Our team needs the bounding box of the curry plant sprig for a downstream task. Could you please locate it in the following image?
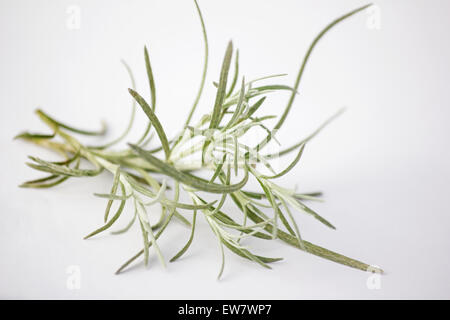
[16,0,382,278]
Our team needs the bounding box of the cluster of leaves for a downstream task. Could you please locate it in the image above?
[16,1,381,278]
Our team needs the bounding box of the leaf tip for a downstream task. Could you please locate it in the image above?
[127,142,138,151]
[14,132,25,140]
[83,232,95,240]
[368,265,384,275]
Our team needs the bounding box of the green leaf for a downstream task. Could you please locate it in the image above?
[14,132,55,140]
[51,151,81,165]
[135,46,157,146]
[242,189,323,201]
[209,41,233,129]
[224,77,246,129]
[279,3,372,130]
[196,196,272,240]
[221,239,282,268]
[93,193,129,201]
[115,182,180,274]
[144,46,156,110]
[20,155,81,188]
[170,210,197,262]
[279,197,305,250]
[124,173,217,210]
[136,201,166,268]
[20,175,69,189]
[21,174,59,185]
[242,96,266,120]
[253,174,295,238]
[252,84,296,93]
[173,210,192,227]
[217,239,226,279]
[243,197,381,273]
[265,108,344,159]
[84,184,127,239]
[262,143,305,179]
[209,153,227,183]
[297,200,336,230]
[184,0,209,126]
[202,41,233,164]
[241,190,264,200]
[255,3,372,151]
[129,144,249,194]
[226,49,239,98]
[128,89,170,159]
[104,169,121,222]
[233,137,239,176]
[111,211,137,235]
[139,218,150,266]
[36,109,106,136]
[27,156,103,177]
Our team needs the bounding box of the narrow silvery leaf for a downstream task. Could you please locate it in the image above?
[262,143,305,179]
[36,109,106,136]
[84,184,127,239]
[129,144,249,194]
[185,0,209,126]
[210,41,233,129]
[128,89,170,159]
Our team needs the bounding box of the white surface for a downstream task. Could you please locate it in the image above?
[1,0,449,299]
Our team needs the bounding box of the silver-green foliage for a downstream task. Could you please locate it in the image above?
[16,1,382,278]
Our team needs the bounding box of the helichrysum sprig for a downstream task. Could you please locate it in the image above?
[16,0,382,278]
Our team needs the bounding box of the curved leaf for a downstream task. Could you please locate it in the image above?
[129,144,249,194]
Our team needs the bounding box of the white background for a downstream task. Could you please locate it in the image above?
[1,0,449,299]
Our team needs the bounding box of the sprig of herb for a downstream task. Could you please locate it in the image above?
[16,0,382,278]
